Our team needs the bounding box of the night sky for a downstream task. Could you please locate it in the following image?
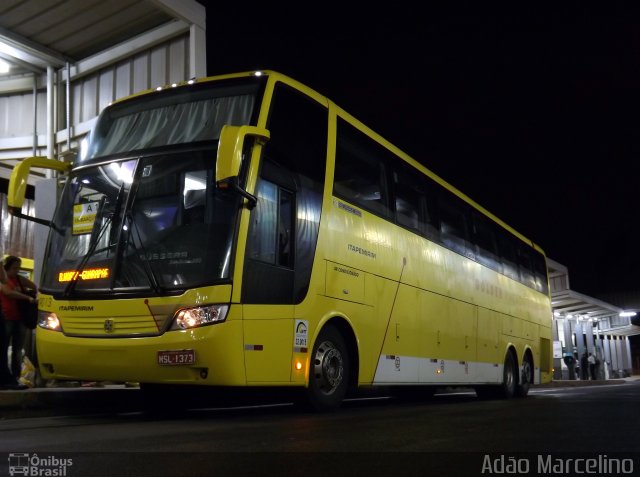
[202,3,640,298]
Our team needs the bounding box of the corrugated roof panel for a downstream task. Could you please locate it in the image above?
[13,0,105,40]
[0,0,65,28]
[53,8,171,59]
[0,0,174,61]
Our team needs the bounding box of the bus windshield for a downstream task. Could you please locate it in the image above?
[39,77,265,296]
[41,147,241,296]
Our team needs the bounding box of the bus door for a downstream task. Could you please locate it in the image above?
[242,159,296,383]
[240,83,328,384]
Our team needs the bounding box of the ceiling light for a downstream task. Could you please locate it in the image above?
[0,58,10,73]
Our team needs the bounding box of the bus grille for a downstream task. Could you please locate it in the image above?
[61,315,162,337]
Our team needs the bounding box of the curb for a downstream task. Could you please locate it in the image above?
[534,379,627,389]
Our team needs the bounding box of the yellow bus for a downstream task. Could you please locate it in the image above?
[8,71,552,410]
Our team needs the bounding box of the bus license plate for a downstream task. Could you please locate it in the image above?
[157,349,196,366]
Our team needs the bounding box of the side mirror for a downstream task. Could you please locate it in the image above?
[216,125,270,209]
[8,156,71,227]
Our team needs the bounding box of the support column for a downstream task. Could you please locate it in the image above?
[603,336,612,379]
[562,319,577,379]
[564,319,575,354]
[585,321,596,354]
[611,337,620,377]
[622,337,632,376]
[46,65,55,169]
[575,321,586,364]
[32,74,38,156]
[189,23,206,78]
[553,318,563,380]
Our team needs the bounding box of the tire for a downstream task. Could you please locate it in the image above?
[501,352,517,399]
[516,355,533,398]
[475,352,517,399]
[305,325,349,412]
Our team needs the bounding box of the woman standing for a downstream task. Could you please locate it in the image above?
[0,255,37,388]
[0,258,12,388]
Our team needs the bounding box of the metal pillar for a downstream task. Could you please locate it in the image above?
[46,65,55,169]
[611,337,620,377]
[563,319,575,354]
[621,337,631,376]
[32,74,38,156]
[585,321,596,354]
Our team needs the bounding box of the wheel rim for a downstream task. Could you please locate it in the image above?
[313,340,344,395]
[522,360,532,385]
[505,358,515,392]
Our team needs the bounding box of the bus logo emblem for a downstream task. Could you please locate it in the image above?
[104,319,114,333]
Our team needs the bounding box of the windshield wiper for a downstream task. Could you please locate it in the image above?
[62,184,126,298]
[62,210,112,298]
[123,211,164,295]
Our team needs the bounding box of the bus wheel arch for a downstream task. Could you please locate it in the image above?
[304,317,358,411]
[323,317,359,393]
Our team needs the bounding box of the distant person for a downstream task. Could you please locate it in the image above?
[0,258,14,389]
[588,353,596,380]
[0,256,37,389]
[580,353,589,380]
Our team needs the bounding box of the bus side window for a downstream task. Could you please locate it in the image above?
[533,252,549,294]
[247,180,278,264]
[393,167,421,233]
[518,245,537,290]
[471,212,501,272]
[392,163,439,240]
[438,193,472,258]
[334,119,391,218]
[247,179,294,269]
[278,189,293,268]
[497,231,519,281]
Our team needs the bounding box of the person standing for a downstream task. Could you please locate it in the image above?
[0,255,37,388]
[580,352,589,380]
[0,258,14,388]
[588,352,597,380]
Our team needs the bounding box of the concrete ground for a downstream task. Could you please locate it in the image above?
[2,376,639,415]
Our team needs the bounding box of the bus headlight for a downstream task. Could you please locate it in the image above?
[38,311,63,332]
[170,304,229,330]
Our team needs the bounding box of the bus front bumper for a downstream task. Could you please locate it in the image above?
[35,320,246,385]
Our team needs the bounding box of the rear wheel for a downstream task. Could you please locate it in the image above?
[305,325,349,412]
[501,352,517,399]
[475,352,517,399]
[516,355,533,397]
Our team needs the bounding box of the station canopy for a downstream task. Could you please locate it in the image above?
[0,0,195,74]
[548,260,639,337]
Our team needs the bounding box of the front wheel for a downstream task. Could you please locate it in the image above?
[305,325,349,412]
